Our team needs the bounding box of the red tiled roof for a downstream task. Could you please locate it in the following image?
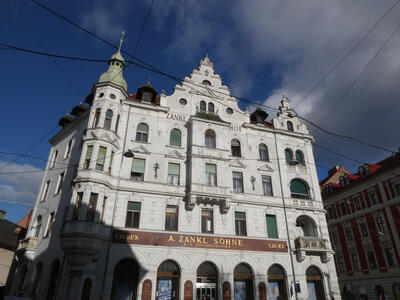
[17,210,32,229]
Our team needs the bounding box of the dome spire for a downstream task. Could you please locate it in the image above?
[98,31,128,91]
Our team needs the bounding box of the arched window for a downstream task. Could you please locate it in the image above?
[295,150,305,165]
[290,179,310,199]
[234,263,254,300]
[93,108,101,128]
[31,262,43,299]
[287,121,294,132]
[259,144,269,161]
[296,215,317,237]
[46,260,60,300]
[197,262,218,298]
[285,149,293,164]
[170,129,182,147]
[104,109,113,129]
[200,101,207,111]
[231,139,241,157]
[111,259,140,300]
[202,80,211,86]
[34,215,42,238]
[136,123,149,142]
[306,266,325,300]
[157,260,180,300]
[268,264,288,300]
[205,129,216,148]
[80,278,92,300]
[208,102,215,113]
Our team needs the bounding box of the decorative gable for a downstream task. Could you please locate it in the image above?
[165,150,185,160]
[229,160,246,169]
[132,145,150,155]
[257,164,274,172]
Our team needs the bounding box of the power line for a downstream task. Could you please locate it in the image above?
[319,19,400,124]
[314,143,365,165]
[1,0,85,97]
[294,0,400,109]
[0,199,34,207]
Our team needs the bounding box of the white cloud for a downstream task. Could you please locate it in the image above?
[0,161,42,205]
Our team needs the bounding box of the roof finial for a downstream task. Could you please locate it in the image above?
[118,31,125,52]
[147,77,151,85]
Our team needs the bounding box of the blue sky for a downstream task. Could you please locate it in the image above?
[1,0,400,223]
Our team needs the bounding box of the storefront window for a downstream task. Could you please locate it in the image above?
[233,263,254,300]
[157,260,180,300]
[267,264,288,300]
[196,262,218,300]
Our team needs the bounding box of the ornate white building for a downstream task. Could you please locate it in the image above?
[7,48,340,300]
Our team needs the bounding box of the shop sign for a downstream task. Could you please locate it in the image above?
[112,230,287,252]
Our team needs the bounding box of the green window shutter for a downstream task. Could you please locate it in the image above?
[235,212,245,220]
[205,164,216,173]
[86,146,93,159]
[106,109,113,118]
[97,147,106,165]
[132,158,145,172]
[128,201,141,211]
[170,129,181,146]
[266,215,278,238]
[168,163,180,175]
[137,123,148,133]
[296,151,304,164]
[290,179,308,195]
[285,149,292,163]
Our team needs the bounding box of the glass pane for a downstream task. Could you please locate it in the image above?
[231,139,240,147]
[127,201,141,211]
[205,164,216,173]
[97,147,106,165]
[290,180,308,195]
[166,206,177,213]
[266,215,277,238]
[86,146,93,159]
[170,129,181,146]
[106,109,113,118]
[235,212,245,220]
[285,149,292,163]
[296,151,304,164]
[132,158,145,172]
[233,172,242,179]
[168,163,180,175]
[137,123,149,133]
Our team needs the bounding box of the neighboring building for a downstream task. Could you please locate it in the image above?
[7,47,340,300]
[320,166,351,191]
[321,153,400,300]
[0,210,31,296]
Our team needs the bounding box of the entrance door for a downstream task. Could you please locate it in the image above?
[306,266,325,300]
[196,281,217,300]
[196,262,218,300]
[156,260,181,300]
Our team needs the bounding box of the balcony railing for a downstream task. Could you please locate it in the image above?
[294,236,332,263]
[17,237,39,252]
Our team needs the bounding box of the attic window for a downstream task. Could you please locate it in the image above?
[110,94,116,100]
[99,93,104,98]
[226,108,233,114]
[256,115,263,124]
[142,92,151,103]
[202,80,211,86]
[179,98,187,105]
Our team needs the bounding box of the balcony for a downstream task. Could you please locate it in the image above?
[17,237,39,252]
[294,236,332,263]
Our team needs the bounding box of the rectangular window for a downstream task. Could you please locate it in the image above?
[205,163,217,186]
[84,146,93,169]
[41,180,50,202]
[86,193,98,222]
[65,140,72,159]
[332,231,338,244]
[131,158,145,181]
[51,150,58,168]
[108,151,114,174]
[354,197,362,210]
[360,223,368,237]
[338,257,345,273]
[385,248,395,266]
[125,201,141,228]
[55,172,64,195]
[44,212,55,238]
[369,190,377,205]
[165,205,178,231]
[266,215,278,238]
[262,175,273,196]
[346,228,353,241]
[352,254,360,271]
[201,209,213,233]
[235,212,247,236]
[142,92,151,103]
[168,163,180,185]
[72,192,83,220]
[340,202,347,216]
[327,207,334,220]
[393,182,400,196]
[96,146,107,171]
[233,172,244,193]
[101,196,107,223]
[367,251,377,269]
[376,216,386,233]
[115,115,120,133]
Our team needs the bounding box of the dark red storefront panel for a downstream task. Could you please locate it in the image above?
[350,219,369,274]
[365,213,387,272]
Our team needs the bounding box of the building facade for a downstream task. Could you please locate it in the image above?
[321,154,400,300]
[7,50,340,300]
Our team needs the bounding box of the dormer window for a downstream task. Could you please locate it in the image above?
[202,80,211,86]
[364,165,370,175]
[287,121,294,132]
[142,92,151,103]
[358,167,365,177]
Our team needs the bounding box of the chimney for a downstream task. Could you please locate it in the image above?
[0,210,5,220]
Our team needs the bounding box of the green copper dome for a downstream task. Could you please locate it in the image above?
[98,50,127,91]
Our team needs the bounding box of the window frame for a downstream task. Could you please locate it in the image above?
[86,193,98,222]
[235,211,247,236]
[96,146,107,171]
[367,251,377,269]
[167,163,180,185]
[84,145,93,169]
[136,123,149,142]
[259,144,269,161]
[385,248,395,266]
[200,101,207,111]
[131,158,146,181]
[205,129,216,148]
[345,228,353,241]
[266,214,278,238]
[51,150,58,168]
[72,192,83,221]
[201,209,214,234]
[284,148,293,164]
[208,102,215,113]
[104,109,113,129]
[165,205,178,231]
[65,140,72,159]
[360,222,368,237]
[295,150,305,165]
[287,121,294,132]
[231,139,241,157]
[376,216,386,233]
[41,180,51,202]
[262,175,273,196]
[205,163,217,186]
[169,129,182,147]
[369,190,378,205]
[351,254,360,271]
[337,257,345,273]
[93,108,101,128]
[55,172,64,195]
[44,212,55,238]
[232,171,244,193]
[125,201,141,228]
